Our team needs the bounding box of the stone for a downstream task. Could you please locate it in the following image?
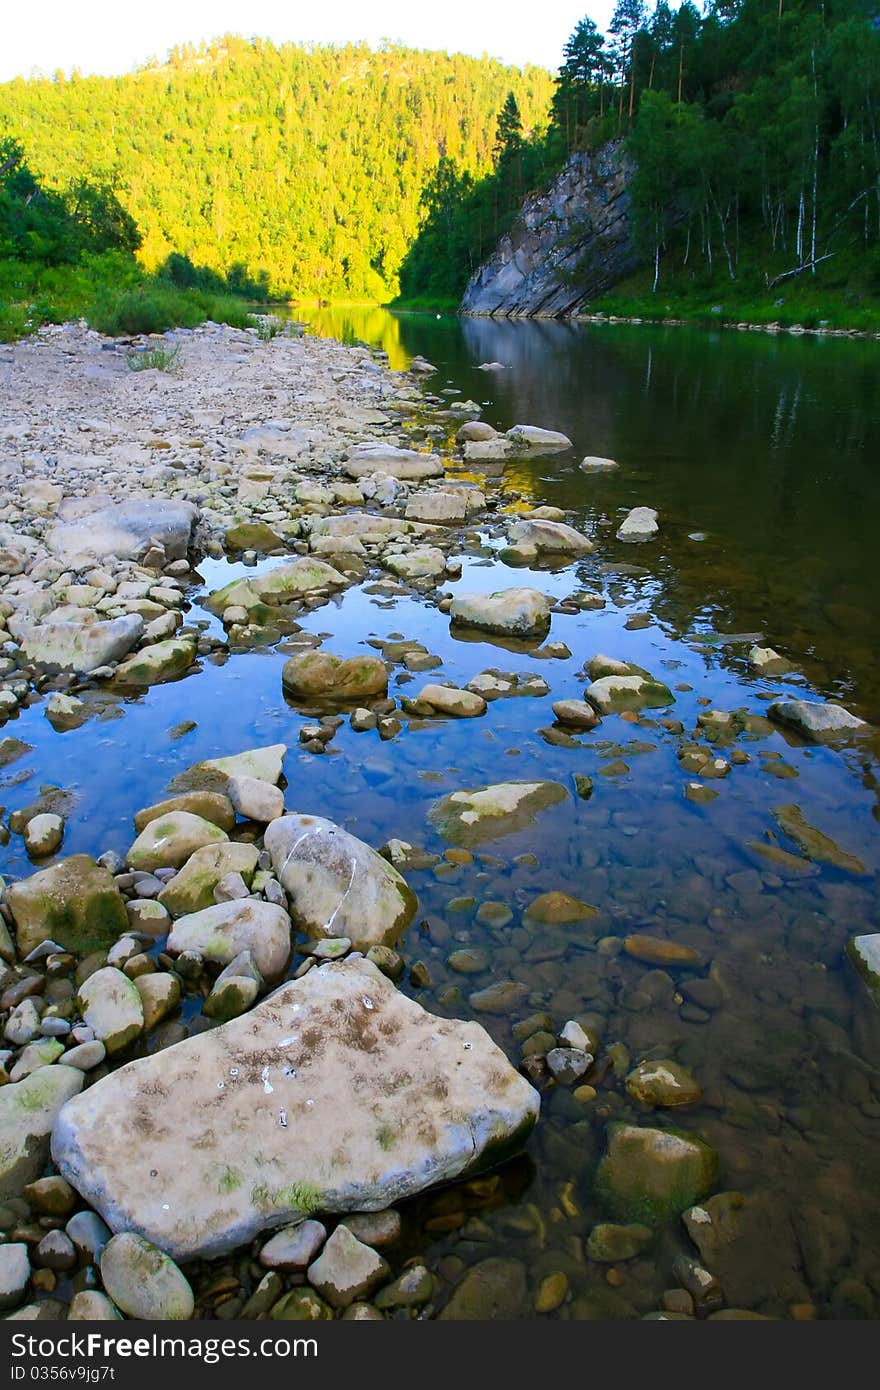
[172,743,287,794]
[34,1230,76,1271]
[534,1271,568,1313]
[450,588,552,640]
[616,507,659,542]
[66,1211,111,1261]
[282,652,388,703]
[508,518,593,553]
[524,891,597,924]
[47,499,196,564]
[0,1244,30,1311]
[585,674,673,713]
[203,951,263,1021]
[374,1264,433,1308]
[415,684,486,718]
[580,455,618,470]
[552,699,600,730]
[78,967,144,1054]
[546,1048,592,1084]
[6,855,128,957]
[586,1223,654,1262]
[158,843,260,917]
[20,615,144,672]
[429,781,567,848]
[343,1210,401,1248]
[115,637,196,684]
[0,1066,83,1198]
[307,1225,389,1308]
[344,444,443,480]
[771,803,865,874]
[45,693,87,730]
[405,491,469,525]
[134,972,181,1030]
[133,792,236,834]
[682,1191,809,1310]
[439,1257,527,1319]
[847,934,880,1006]
[68,1291,120,1320]
[595,1124,718,1227]
[270,1288,332,1320]
[22,1175,77,1216]
[768,698,867,740]
[63,1040,107,1071]
[23,813,64,858]
[227,775,284,823]
[259,1219,327,1271]
[748,645,792,675]
[265,813,417,951]
[623,935,703,968]
[51,958,539,1262]
[626,1059,702,1107]
[99,1233,194,1320]
[506,424,572,453]
[225,522,285,552]
[127,812,229,872]
[167,900,291,982]
[205,560,347,616]
[469,981,530,1014]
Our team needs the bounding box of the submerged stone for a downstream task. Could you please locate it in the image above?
[438,1257,528,1319]
[429,780,567,848]
[595,1124,718,1227]
[626,1059,702,1108]
[51,958,539,1261]
[771,803,865,874]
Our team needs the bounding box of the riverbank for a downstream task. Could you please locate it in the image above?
[1,316,879,1321]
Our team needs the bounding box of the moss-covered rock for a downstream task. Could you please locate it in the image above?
[114,637,197,685]
[6,855,128,957]
[225,522,285,552]
[157,842,261,916]
[281,651,388,703]
[595,1124,718,1227]
[126,811,228,872]
[429,780,567,848]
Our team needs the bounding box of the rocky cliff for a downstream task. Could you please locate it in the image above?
[460,141,636,317]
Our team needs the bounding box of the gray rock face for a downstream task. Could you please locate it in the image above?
[21,614,144,671]
[847,934,880,1005]
[264,813,417,950]
[461,142,635,316]
[768,698,867,739]
[47,499,196,563]
[51,958,540,1261]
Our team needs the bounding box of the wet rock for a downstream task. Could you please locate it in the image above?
[768,698,867,740]
[524,891,597,924]
[203,950,263,1021]
[259,1219,327,1271]
[439,1257,527,1319]
[581,455,618,470]
[6,855,128,956]
[282,651,388,702]
[158,843,260,916]
[508,518,593,554]
[307,1225,389,1308]
[167,900,291,982]
[78,967,144,1054]
[595,1124,718,1227]
[22,1175,77,1216]
[552,699,600,730]
[205,559,347,616]
[270,1288,332,1320]
[225,522,285,552]
[127,811,228,872]
[45,693,87,730]
[21,615,144,672]
[374,1264,433,1308]
[586,1223,654,1262]
[585,674,673,713]
[343,1210,401,1248]
[534,1271,568,1313]
[616,507,658,542]
[386,546,447,581]
[68,1291,120,1320]
[0,1065,83,1198]
[0,1244,30,1311]
[66,1211,111,1262]
[115,637,196,685]
[683,1191,808,1310]
[23,813,64,858]
[469,981,530,1014]
[99,1233,194,1320]
[429,780,567,848]
[847,934,880,1006]
[748,645,793,675]
[52,958,538,1261]
[34,1230,76,1271]
[626,1059,702,1107]
[265,813,417,951]
[546,1047,592,1084]
[450,588,552,640]
[771,803,865,873]
[623,935,703,968]
[415,684,486,718]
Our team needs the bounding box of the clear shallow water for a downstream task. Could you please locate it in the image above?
[4,308,880,1318]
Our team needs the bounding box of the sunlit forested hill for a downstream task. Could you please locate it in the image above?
[0,38,554,299]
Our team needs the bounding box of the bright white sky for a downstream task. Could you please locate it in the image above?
[0,1,619,83]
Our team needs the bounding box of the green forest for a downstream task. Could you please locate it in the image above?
[402,0,880,321]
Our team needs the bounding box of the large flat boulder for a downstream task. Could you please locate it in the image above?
[344,444,444,480]
[450,588,552,640]
[264,814,416,950]
[51,959,540,1261]
[20,615,144,672]
[47,500,197,563]
[6,855,128,957]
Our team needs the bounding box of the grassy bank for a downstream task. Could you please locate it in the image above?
[0,253,260,343]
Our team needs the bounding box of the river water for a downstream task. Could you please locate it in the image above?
[5,306,880,1318]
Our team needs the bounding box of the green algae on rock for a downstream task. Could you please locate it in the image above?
[595,1123,718,1227]
[5,854,128,957]
[429,780,568,848]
